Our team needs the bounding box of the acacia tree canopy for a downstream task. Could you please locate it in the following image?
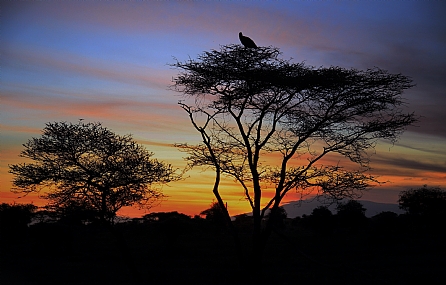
[172,45,417,259]
[9,121,178,224]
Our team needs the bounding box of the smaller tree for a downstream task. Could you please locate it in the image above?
[265,206,287,230]
[45,200,99,226]
[233,214,253,231]
[305,206,334,235]
[336,200,368,230]
[311,205,334,218]
[0,203,37,229]
[200,201,228,227]
[370,211,399,233]
[0,203,37,242]
[143,211,191,223]
[398,186,446,218]
[143,211,192,240]
[336,200,366,215]
[9,121,179,225]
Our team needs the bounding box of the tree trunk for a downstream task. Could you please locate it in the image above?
[212,167,244,266]
[101,189,108,225]
[250,222,269,283]
[252,172,264,263]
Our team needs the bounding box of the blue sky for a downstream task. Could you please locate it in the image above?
[1,0,445,216]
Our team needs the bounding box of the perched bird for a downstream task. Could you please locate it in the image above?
[239,32,257,48]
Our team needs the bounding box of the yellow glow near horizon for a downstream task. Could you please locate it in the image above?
[2,129,446,218]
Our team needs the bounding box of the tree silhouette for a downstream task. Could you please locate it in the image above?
[143,211,191,222]
[200,201,228,228]
[399,186,446,218]
[265,206,287,230]
[171,44,417,263]
[336,200,366,216]
[9,121,179,225]
[304,205,334,235]
[336,199,368,230]
[0,203,37,238]
[45,199,99,225]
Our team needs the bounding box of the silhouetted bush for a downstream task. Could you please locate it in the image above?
[370,211,399,233]
[303,206,334,235]
[2,205,446,285]
[0,203,37,242]
[143,211,191,223]
[45,200,101,226]
[399,186,446,217]
[200,202,228,229]
[335,200,368,231]
[142,211,195,245]
[398,186,446,232]
[233,214,253,231]
[266,206,288,230]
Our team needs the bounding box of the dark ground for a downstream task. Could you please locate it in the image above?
[1,217,445,285]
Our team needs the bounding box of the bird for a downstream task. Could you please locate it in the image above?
[239,32,257,48]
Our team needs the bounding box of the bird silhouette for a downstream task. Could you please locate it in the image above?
[239,32,257,48]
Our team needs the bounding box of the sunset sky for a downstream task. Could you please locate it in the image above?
[1,1,445,217]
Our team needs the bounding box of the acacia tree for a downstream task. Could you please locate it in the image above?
[9,121,178,225]
[172,45,416,262]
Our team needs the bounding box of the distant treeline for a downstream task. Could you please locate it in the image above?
[1,187,446,285]
[2,186,446,237]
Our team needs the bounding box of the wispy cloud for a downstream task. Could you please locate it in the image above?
[371,154,446,175]
[1,90,188,134]
[1,45,173,90]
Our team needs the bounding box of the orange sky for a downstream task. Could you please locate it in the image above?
[2,132,445,218]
